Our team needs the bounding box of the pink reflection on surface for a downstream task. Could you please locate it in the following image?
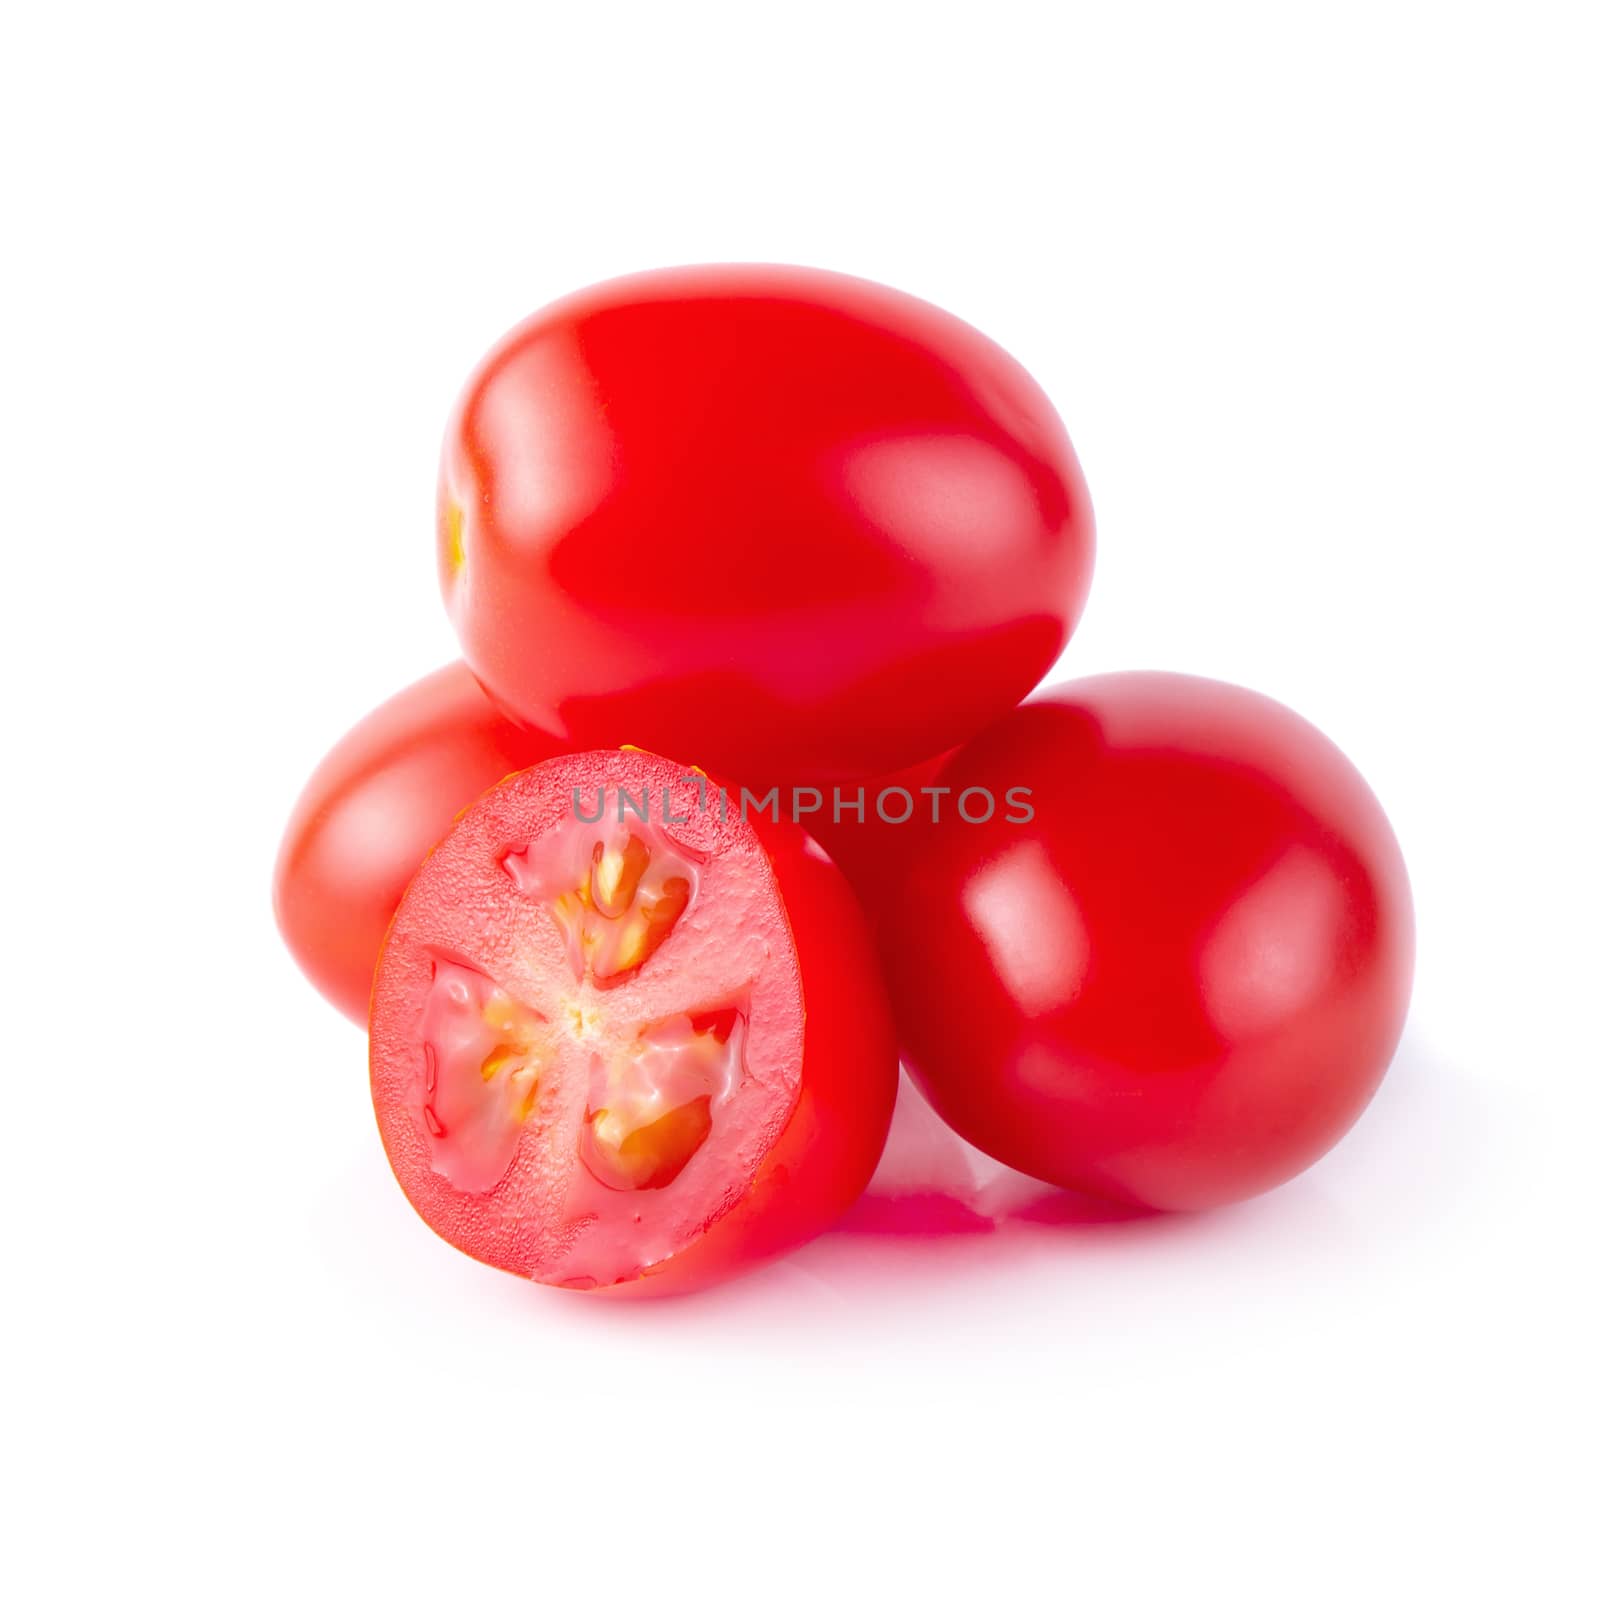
[838,1070,1154,1239]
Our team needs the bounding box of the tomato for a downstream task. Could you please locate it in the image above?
[273,664,564,1023]
[437,264,1094,789]
[368,747,899,1293]
[877,673,1415,1212]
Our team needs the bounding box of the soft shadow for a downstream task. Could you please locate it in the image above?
[821,1031,1481,1272]
[771,1030,1485,1306]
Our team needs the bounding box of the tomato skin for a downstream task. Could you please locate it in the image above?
[272,664,563,1023]
[879,673,1415,1212]
[438,264,1094,789]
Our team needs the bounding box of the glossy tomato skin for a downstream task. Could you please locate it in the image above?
[272,664,563,1023]
[881,673,1415,1212]
[610,816,899,1296]
[438,264,1094,789]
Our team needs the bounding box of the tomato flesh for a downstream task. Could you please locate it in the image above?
[370,749,898,1292]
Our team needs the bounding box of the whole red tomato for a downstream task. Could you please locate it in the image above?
[437,265,1094,788]
[369,748,898,1294]
[273,664,564,1023]
[878,673,1415,1211]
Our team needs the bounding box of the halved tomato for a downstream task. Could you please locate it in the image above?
[369,747,899,1293]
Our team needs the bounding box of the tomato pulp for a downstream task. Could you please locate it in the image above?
[369,748,899,1292]
[438,264,1094,789]
[878,673,1415,1211]
[273,664,565,1023]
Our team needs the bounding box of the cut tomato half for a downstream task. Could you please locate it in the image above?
[369,748,899,1294]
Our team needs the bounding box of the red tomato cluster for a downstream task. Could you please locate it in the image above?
[274,265,1412,1295]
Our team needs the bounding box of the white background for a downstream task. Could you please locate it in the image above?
[4,3,1596,1594]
